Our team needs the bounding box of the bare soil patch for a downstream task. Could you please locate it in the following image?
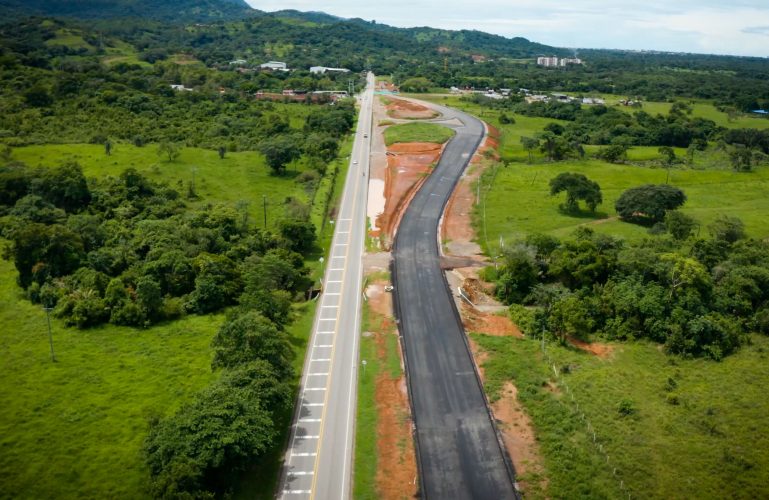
[386,98,439,120]
[566,336,615,358]
[375,142,444,247]
[492,383,548,495]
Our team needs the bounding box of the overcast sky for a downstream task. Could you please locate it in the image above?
[245,0,769,57]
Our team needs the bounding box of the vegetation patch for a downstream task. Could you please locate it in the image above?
[383,122,454,146]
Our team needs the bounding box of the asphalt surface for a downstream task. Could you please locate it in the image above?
[392,101,519,499]
[278,73,374,500]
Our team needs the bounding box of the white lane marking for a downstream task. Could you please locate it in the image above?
[326,280,342,284]
[304,388,326,392]
[315,344,333,348]
[300,418,322,423]
[329,268,345,271]
[323,292,341,296]
[321,305,339,309]
[312,358,331,362]
[338,218,352,222]
[308,372,329,376]
[316,331,334,334]
[283,490,311,495]
[290,471,315,476]
[303,403,324,407]
[318,318,336,322]
[337,231,350,234]
[291,452,317,457]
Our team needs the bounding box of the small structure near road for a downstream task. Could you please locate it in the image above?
[260,60,289,71]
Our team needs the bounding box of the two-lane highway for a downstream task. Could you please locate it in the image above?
[279,72,374,500]
[392,101,519,499]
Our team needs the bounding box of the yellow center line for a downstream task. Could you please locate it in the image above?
[308,96,368,499]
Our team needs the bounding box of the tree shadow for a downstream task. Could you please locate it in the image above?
[557,206,610,221]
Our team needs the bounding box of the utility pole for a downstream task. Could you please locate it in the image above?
[263,195,267,228]
[43,307,56,362]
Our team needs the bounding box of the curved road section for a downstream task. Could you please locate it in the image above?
[392,102,518,499]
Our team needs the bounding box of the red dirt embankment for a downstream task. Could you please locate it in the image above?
[374,142,445,247]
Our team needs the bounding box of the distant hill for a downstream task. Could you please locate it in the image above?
[0,0,257,22]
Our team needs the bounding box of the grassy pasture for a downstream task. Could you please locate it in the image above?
[477,159,769,250]
[12,143,307,230]
[473,333,769,499]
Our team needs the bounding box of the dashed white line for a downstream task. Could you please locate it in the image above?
[321,305,339,309]
[304,388,327,392]
[303,403,324,407]
[295,435,319,439]
[299,418,322,423]
[315,344,333,348]
[291,452,317,457]
[308,372,329,376]
[312,358,331,362]
[283,490,311,495]
[290,471,315,476]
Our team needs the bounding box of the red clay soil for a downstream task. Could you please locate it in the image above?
[461,302,523,337]
[491,383,548,495]
[566,336,615,358]
[386,98,439,120]
[367,281,418,499]
[375,142,444,247]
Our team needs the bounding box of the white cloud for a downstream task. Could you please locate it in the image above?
[245,0,769,56]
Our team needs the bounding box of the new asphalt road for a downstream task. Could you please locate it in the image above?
[278,72,374,500]
[392,101,519,499]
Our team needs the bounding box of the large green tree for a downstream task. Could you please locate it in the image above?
[549,172,602,213]
[615,184,686,224]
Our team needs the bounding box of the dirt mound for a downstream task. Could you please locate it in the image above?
[386,98,439,120]
[460,302,522,337]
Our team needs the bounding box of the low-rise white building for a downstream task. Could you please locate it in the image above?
[310,66,351,74]
[260,61,289,71]
[229,59,247,66]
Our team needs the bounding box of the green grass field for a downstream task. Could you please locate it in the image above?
[12,143,310,230]
[476,159,769,252]
[383,122,455,145]
[0,256,217,498]
[473,333,769,499]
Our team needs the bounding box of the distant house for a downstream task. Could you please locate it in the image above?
[582,97,606,105]
[170,84,193,92]
[551,93,573,102]
[260,61,289,71]
[229,59,247,66]
[310,66,350,74]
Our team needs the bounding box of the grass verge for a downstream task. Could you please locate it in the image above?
[384,122,454,146]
